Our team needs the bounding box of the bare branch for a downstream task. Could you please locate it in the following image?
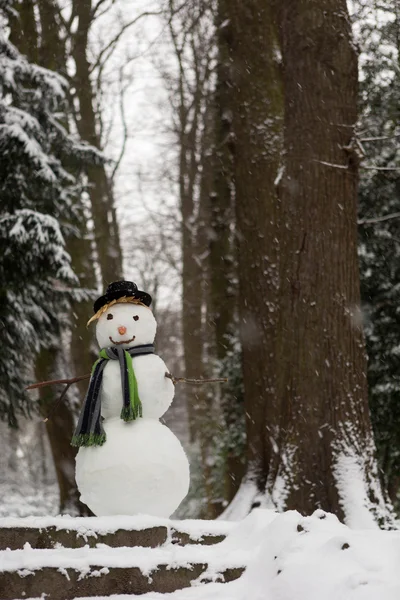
[361,165,400,171]
[314,160,400,172]
[26,374,90,422]
[26,374,90,391]
[313,160,348,169]
[42,382,74,423]
[91,0,117,21]
[358,212,400,225]
[110,64,131,181]
[89,11,164,75]
[165,372,228,385]
[360,134,400,142]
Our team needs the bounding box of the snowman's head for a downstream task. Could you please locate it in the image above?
[95,302,157,349]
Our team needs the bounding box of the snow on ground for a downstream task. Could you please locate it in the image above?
[0,482,58,518]
[2,509,400,600]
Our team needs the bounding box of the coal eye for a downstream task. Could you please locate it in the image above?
[133,315,139,321]
[107,314,113,320]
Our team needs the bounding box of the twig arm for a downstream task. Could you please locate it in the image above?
[25,374,91,391]
[25,374,91,423]
[165,372,228,385]
[43,382,74,423]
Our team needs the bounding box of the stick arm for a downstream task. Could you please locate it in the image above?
[165,372,228,385]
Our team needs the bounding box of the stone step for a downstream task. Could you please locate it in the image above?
[0,544,245,599]
[0,564,244,599]
[172,529,225,547]
[0,517,231,551]
[0,518,241,598]
[0,564,244,600]
[0,525,167,551]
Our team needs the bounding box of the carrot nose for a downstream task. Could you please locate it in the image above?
[118,326,127,336]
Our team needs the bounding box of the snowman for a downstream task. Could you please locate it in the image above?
[72,281,190,518]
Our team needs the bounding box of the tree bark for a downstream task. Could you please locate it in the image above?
[167,3,220,516]
[67,234,98,398]
[8,0,38,62]
[180,108,218,517]
[37,0,66,73]
[210,6,236,362]
[268,0,390,523]
[72,0,123,287]
[228,0,283,509]
[210,2,244,502]
[180,129,204,444]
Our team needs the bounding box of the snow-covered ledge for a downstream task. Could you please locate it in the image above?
[0,514,235,550]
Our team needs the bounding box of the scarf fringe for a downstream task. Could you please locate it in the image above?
[71,433,106,448]
[120,403,142,421]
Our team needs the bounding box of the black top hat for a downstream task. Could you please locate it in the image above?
[93,281,152,313]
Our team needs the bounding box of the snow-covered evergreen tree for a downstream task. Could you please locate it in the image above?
[0,0,99,425]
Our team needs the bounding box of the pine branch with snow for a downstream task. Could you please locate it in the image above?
[0,4,100,425]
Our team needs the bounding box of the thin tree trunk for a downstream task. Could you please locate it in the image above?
[180,125,218,514]
[37,0,65,73]
[211,6,235,362]
[67,234,98,397]
[8,0,38,62]
[181,175,203,444]
[197,122,222,518]
[210,1,243,502]
[35,349,89,514]
[72,0,123,287]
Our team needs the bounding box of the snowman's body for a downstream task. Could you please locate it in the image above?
[100,354,174,420]
[75,302,190,517]
[76,419,189,517]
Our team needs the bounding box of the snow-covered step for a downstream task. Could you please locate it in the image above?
[0,516,232,551]
[0,525,167,552]
[0,542,247,599]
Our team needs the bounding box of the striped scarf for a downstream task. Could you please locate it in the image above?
[71,344,155,448]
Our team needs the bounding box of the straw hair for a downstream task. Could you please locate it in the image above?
[87,296,150,327]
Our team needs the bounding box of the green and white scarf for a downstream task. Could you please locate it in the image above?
[71,344,155,448]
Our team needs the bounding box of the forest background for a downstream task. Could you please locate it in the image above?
[0,0,399,526]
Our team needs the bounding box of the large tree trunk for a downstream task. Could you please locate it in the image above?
[223,0,282,518]
[266,0,390,524]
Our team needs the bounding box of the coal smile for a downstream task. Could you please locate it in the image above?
[109,335,136,345]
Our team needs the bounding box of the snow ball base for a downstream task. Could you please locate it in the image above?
[75,418,190,517]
